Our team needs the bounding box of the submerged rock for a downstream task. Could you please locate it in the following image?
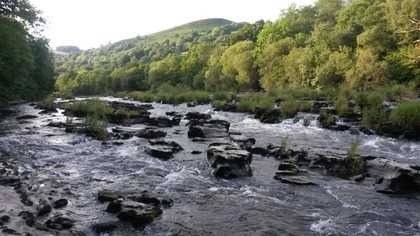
[207,143,252,178]
[92,222,118,234]
[274,162,317,185]
[98,190,173,229]
[45,216,74,230]
[135,128,167,139]
[144,139,183,160]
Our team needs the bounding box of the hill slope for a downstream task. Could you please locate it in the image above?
[114,18,235,46]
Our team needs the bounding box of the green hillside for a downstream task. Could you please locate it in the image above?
[147,18,235,43]
[54,1,419,97]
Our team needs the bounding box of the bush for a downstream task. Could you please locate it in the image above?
[212,92,237,102]
[318,109,335,128]
[128,91,155,102]
[236,99,254,113]
[334,96,349,116]
[361,108,388,128]
[353,92,368,111]
[55,91,75,99]
[281,100,311,118]
[38,95,56,110]
[385,84,416,102]
[365,93,384,109]
[390,101,420,131]
[255,95,275,111]
[85,115,108,140]
[68,99,113,117]
[115,108,140,118]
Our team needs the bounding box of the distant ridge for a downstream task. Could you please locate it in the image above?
[113,18,235,46]
[152,18,234,36]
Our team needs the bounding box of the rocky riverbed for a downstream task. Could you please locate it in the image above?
[0,97,419,235]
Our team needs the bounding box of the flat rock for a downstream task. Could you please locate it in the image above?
[207,142,252,178]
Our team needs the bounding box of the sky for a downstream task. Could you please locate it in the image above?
[29,0,317,50]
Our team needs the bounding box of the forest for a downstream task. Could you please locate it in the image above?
[54,0,419,97]
[0,0,55,106]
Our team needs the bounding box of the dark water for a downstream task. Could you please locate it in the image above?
[0,98,419,236]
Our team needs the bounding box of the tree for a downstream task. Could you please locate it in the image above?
[282,47,317,87]
[345,49,390,91]
[315,48,353,88]
[256,38,296,90]
[220,41,259,90]
[0,0,53,104]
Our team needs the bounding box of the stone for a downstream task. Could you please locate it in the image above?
[92,222,118,234]
[229,133,256,150]
[366,157,420,194]
[37,204,52,216]
[45,216,74,230]
[53,199,68,209]
[207,143,252,178]
[144,139,183,160]
[98,190,173,229]
[135,128,167,139]
[187,120,230,139]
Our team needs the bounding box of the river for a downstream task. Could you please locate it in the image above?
[0,97,419,235]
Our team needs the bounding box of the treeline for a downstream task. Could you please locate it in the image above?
[55,0,419,96]
[0,0,55,106]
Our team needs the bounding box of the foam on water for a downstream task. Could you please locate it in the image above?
[310,218,341,234]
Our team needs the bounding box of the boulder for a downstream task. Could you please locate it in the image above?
[207,143,252,178]
[366,157,420,194]
[185,112,211,120]
[229,133,256,150]
[98,190,173,229]
[145,116,181,127]
[144,139,183,160]
[274,162,316,185]
[187,119,230,139]
[135,128,167,139]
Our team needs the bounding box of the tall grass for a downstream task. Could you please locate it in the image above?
[390,101,420,130]
[281,100,312,118]
[68,99,113,117]
[85,115,108,140]
[385,84,416,102]
[361,108,388,128]
[267,87,336,101]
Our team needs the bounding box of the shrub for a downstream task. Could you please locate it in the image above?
[85,115,108,140]
[115,108,140,118]
[361,108,388,128]
[236,99,254,113]
[38,95,56,110]
[334,96,349,116]
[211,100,227,109]
[318,109,335,128]
[353,92,368,111]
[348,135,361,157]
[385,84,416,102]
[255,95,275,111]
[365,92,384,109]
[69,99,113,117]
[280,100,311,118]
[128,91,155,102]
[212,92,237,102]
[390,101,420,131]
[55,91,75,99]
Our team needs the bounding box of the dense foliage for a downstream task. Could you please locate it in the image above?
[55,0,419,96]
[0,0,55,105]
